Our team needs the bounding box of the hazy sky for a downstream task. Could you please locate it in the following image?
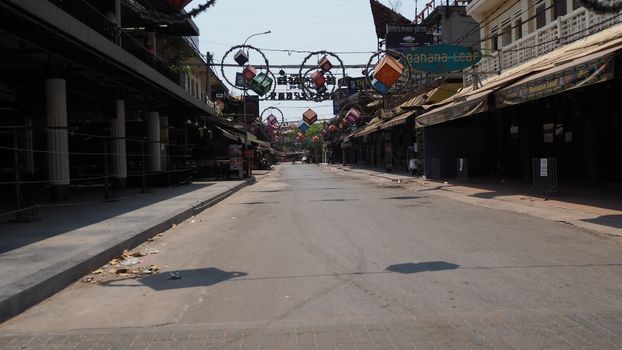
[193,0,419,122]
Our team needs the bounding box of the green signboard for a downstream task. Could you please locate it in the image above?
[405,44,482,73]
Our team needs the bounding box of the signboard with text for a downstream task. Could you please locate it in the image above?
[386,24,433,53]
[405,44,482,73]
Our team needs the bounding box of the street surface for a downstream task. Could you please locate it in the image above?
[1,164,622,349]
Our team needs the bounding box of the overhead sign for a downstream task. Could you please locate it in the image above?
[405,44,482,73]
[386,25,433,53]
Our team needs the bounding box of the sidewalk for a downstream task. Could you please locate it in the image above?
[0,178,255,324]
[323,164,622,238]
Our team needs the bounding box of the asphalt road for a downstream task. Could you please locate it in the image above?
[1,164,622,349]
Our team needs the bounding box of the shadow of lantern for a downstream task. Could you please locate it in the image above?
[385,261,460,274]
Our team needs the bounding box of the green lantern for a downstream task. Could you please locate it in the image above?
[250,73,273,96]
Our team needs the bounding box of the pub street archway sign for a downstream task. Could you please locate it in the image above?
[405,44,482,73]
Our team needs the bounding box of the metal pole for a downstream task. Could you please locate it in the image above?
[243,89,249,178]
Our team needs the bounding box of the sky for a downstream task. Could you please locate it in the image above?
[193,0,419,123]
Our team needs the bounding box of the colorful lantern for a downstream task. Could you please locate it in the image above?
[242,65,257,81]
[250,73,273,96]
[328,124,337,133]
[345,108,361,125]
[234,50,249,66]
[267,114,278,125]
[373,55,404,87]
[298,121,310,133]
[296,131,305,140]
[311,70,326,88]
[319,55,333,72]
[338,120,348,129]
[303,111,317,125]
[312,135,320,143]
[303,109,317,125]
[371,78,389,95]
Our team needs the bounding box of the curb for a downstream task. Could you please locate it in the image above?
[0,178,255,324]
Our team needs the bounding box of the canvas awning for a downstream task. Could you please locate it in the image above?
[496,47,618,108]
[416,89,493,128]
[351,117,383,138]
[216,126,242,142]
[380,111,416,129]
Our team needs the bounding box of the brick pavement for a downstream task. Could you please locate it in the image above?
[2,310,621,349]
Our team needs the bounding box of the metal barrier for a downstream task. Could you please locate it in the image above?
[457,158,468,180]
[531,158,558,194]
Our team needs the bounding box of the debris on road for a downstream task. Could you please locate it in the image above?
[145,248,159,255]
[167,271,182,280]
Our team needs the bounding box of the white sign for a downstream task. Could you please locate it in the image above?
[540,158,548,177]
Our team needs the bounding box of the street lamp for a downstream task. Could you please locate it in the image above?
[241,30,271,178]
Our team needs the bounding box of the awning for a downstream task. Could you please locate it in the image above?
[496,48,618,108]
[380,110,416,129]
[216,126,242,142]
[400,83,462,109]
[416,89,493,128]
[351,117,383,138]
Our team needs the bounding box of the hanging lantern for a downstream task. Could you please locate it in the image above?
[266,114,278,125]
[302,109,317,126]
[311,70,326,88]
[298,121,310,133]
[338,120,348,129]
[303,110,317,125]
[328,124,337,133]
[344,108,361,125]
[319,55,333,72]
[250,73,273,96]
[234,50,249,66]
[371,78,389,95]
[313,135,320,143]
[321,128,329,137]
[316,85,327,94]
[373,55,404,87]
[242,65,257,81]
[296,131,305,140]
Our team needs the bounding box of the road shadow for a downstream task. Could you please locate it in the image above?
[581,215,622,229]
[382,196,420,200]
[0,183,216,254]
[386,261,460,274]
[102,267,247,291]
[311,199,360,202]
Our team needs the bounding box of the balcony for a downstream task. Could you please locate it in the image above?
[48,0,180,85]
[464,7,622,86]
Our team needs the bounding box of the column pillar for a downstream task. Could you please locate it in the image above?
[114,0,121,27]
[46,78,70,200]
[110,99,127,188]
[160,115,169,171]
[148,111,161,171]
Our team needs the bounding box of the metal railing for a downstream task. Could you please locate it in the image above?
[464,7,622,86]
[47,0,180,85]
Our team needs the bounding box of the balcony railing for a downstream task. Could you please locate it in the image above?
[463,7,622,86]
[48,0,180,85]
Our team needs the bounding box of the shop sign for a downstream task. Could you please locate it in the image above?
[405,44,482,73]
[496,56,615,107]
[386,25,433,53]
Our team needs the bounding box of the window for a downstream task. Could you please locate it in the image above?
[501,26,512,46]
[554,0,567,19]
[536,4,546,29]
[514,19,523,40]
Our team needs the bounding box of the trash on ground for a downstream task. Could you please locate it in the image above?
[191,220,196,223]
[120,257,142,266]
[145,248,159,255]
[82,277,95,283]
[167,271,182,280]
[158,233,165,237]
[92,269,103,275]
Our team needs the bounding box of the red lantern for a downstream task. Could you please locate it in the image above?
[243,65,257,81]
[303,109,317,125]
[328,124,337,133]
[311,70,326,88]
[373,55,404,87]
[234,50,249,66]
[267,114,278,125]
[319,55,333,72]
[312,135,320,143]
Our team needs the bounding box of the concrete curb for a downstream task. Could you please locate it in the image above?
[0,178,255,324]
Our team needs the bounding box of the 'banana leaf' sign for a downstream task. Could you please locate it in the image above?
[405,44,482,73]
